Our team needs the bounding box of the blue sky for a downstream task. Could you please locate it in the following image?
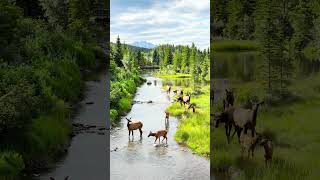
[110,0,210,49]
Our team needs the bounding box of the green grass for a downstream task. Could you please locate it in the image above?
[212,74,320,179]
[166,85,210,156]
[157,73,192,79]
[212,40,259,52]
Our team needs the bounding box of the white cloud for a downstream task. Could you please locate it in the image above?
[111,0,209,49]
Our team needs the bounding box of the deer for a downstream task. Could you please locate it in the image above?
[126,117,143,137]
[167,86,171,94]
[148,130,168,144]
[223,89,234,111]
[177,94,191,107]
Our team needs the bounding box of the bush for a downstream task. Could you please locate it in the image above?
[110,109,118,124]
[0,151,25,178]
[118,98,132,113]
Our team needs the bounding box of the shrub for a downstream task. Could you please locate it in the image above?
[0,151,25,177]
[118,98,132,113]
[110,109,118,124]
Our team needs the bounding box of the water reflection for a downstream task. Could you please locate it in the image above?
[213,52,320,82]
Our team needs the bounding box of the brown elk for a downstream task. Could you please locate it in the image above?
[165,112,169,121]
[148,130,168,144]
[126,118,143,137]
[167,86,171,94]
[177,94,191,106]
[223,89,234,110]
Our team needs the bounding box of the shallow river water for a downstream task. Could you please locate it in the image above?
[110,74,210,180]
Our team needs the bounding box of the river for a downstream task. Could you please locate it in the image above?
[33,68,108,180]
[110,73,210,180]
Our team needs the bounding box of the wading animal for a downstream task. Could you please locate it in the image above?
[167,86,171,94]
[148,130,168,144]
[126,118,143,137]
[165,112,170,122]
[223,89,234,110]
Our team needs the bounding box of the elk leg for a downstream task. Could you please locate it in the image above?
[251,128,255,138]
[139,128,142,136]
[128,131,130,137]
[237,128,243,143]
[132,130,134,137]
[154,137,157,144]
[159,137,161,144]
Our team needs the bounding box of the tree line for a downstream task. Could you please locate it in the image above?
[213,0,320,97]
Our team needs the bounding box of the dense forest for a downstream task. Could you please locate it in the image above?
[213,0,320,99]
[0,0,106,177]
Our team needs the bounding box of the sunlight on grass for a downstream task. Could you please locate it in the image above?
[167,85,210,156]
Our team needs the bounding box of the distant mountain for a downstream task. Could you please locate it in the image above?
[131,41,156,49]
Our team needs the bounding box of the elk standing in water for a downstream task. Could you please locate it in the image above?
[148,130,168,144]
[167,86,171,94]
[126,118,143,137]
[165,112,170,130]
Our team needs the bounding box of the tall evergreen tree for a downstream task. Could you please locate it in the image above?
[114,36,123,67]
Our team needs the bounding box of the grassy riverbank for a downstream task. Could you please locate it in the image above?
[165,82,210,156]
[212,74,320,179]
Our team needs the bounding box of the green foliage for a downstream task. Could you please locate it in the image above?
[39,0,68,29]
[0,151,25,178]
[110,109,118,124]
[0,0,100,176]
[167,85,210,156]
[212,40,259,52]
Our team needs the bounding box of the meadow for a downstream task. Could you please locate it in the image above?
[163,77,210,156]
[212,73,320,179]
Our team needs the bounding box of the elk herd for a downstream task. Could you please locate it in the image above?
[125,85,196,145]
[214,89,273,166]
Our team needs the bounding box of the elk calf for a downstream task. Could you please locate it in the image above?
[148,130,168,144]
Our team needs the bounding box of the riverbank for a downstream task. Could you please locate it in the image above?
[166,85,210,156]
[159,72,210,156]
[212,73,320,179]
[109,69,145,125]
[110,74,210,179]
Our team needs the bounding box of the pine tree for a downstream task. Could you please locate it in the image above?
[114,36,123,67]
[181,46,189,73]
[152,49,160,65]
[173,49,182,72]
